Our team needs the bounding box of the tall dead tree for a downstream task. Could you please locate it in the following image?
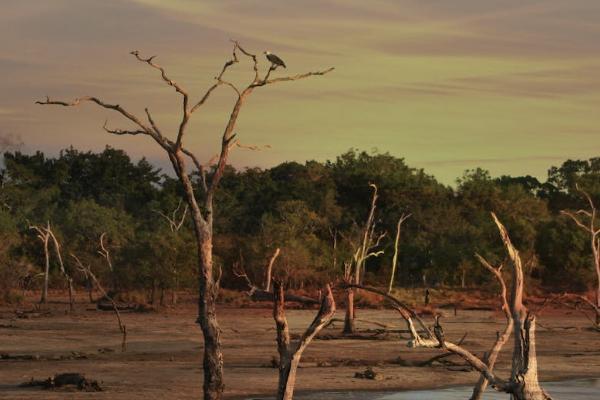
[30,222,74,310]
[388,213,411,293]
[347,213,551,400]
[29,223,51,304]
[343,183,384,334]
[561,184,600,327]
[273,280,335,400]
[37,41,333,400]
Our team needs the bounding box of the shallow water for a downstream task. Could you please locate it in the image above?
[252,378,600,400]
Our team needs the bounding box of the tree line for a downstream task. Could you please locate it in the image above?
[0,146,598,302]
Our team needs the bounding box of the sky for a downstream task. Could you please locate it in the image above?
[1,0,599,184]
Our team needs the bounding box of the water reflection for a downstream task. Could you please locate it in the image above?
[251,379,600,400]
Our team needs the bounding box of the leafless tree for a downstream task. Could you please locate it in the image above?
[388,213,411,293]
[155,199,188,233]
[71,253,127,352]
[342,183,385,334]
[272,280,335,400]
[29,222,74,310]
[37,41,333,400]
[347,213,552,400]
[561,184,600,327]
[29,223,51,304]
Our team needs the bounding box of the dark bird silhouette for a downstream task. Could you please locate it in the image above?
[264,51,286,68]
[433,314,446,349]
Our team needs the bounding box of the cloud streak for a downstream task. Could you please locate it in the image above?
[1,0,599,184]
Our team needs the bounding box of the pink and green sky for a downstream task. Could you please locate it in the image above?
[2,0,599,184]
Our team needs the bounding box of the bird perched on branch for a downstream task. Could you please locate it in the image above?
[264,51,286,68]
[433,314,446,349]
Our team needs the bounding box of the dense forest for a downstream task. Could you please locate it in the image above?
[0,146,598,303]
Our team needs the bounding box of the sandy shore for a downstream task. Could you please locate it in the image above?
[1,302,599,399]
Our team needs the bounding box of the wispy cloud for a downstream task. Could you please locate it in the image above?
[1,0,599,184]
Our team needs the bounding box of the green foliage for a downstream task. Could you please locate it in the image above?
[0,147,598,297]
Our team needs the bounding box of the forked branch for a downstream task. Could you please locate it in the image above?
[273,280,336,400]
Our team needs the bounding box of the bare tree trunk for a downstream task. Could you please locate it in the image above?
[40,236,50,304]
[264,247,281,292]
[86,278,94,303]
[196,230,224,400]
[343,288,355,334]
[388,213,410,293]
[492,213,551,400]
[273,281,335,400]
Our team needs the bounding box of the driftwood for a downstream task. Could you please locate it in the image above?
[251,289,319,305]
[273,280,336,400]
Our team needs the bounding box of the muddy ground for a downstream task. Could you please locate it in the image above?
[1,296,599,399]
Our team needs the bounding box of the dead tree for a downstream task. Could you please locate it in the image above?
[46,225,75,312]
[30,222,74,309]
[29,223,51,304]
[155,200,189,305]
[347,213,552,400]
[155,199,188,233]
[554,292,600,331]
[470,254,513,400]
[560,184,600,327]
[264,247,281,292]
[273,280,335,400]
[388,213,411,293]
[343,183,385,334]
[36,42,333,399]
[71,253,127,352]
[233,261,319,306]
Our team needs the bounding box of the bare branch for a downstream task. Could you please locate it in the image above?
[98,232,113,272]
[254,67,335,87]
[71,252,127,351]
[36,96,151,132]
[264,248,281,292]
